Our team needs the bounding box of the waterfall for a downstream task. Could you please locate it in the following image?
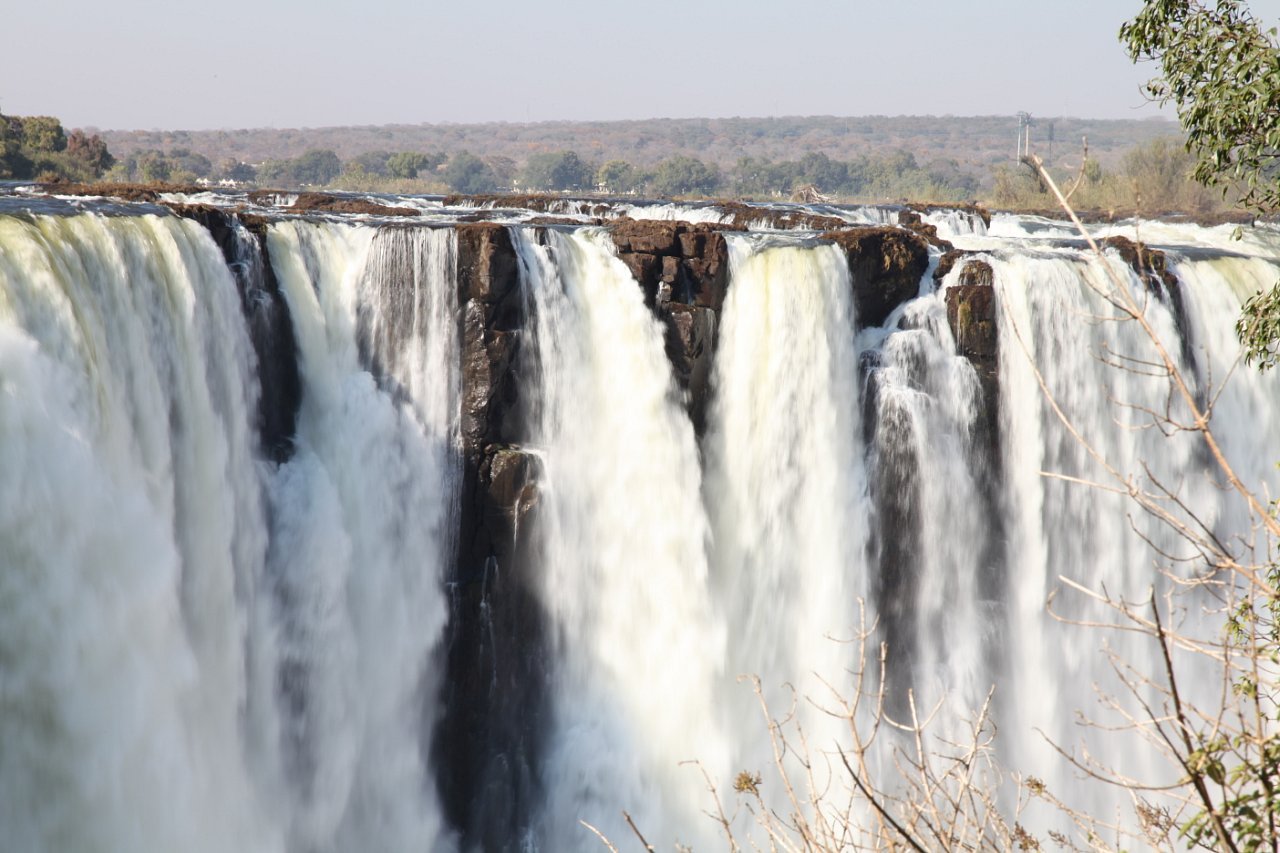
[0,211,279,852]
[984,239,1280,822]
[864,287,994,718]
[513,226,728,851]
[264,221,459,852]
[0,210,460,852]
[702,234,869,820]
[3,189,1280,850]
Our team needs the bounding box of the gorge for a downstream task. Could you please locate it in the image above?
[1,185,1277,851]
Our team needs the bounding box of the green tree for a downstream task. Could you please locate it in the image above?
[256,158,293,184]
[797,151,849,194]
[1122,0,1280,211]
[1120,136,1218,210]
[137,151,172,183]
[19,116,67,153]
[291,149,341,185]
[597,159,640,194]
[521,150,595,191]
[166,148,212,179]
[218,159,257,183]
[352,150,393,177]
[444,151,499,194]
[1123,1,1280,369]
[649,155,721,197]
[385,151,443,179]
[0,113,31,179]
[1112,7,1280,848]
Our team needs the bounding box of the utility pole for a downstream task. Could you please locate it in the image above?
[1016,112,1034,161]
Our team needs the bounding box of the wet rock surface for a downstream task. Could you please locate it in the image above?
[167,203,301,463]
[820,226,931,328]
[943,259,1000,517]
[441,443,547,850]
[907,201,992,229]
[1102,235,1196,372]
[609,219,733,311]
[658,303,718,435]
[1102,235,1177,294]
[716,200,849,231]
[284,191,420,217]
[896,209,954,252]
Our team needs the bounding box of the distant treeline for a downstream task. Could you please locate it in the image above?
[0,113,114,181]
[95,136,1229,213]
[101,115,1179,176]
[91,113,1199,206]
[102,144,979,202]
[4,111,1226,212]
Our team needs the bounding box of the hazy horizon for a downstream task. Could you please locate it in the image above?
[8,0,1274,132]
[87,111,1181,135]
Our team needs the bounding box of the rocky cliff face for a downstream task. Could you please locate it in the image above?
[147,193,941,850]
[439,213,932,844]
[822,226,931,327]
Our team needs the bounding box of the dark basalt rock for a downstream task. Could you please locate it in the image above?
[442,444,547,850]
[457,223,520,308]
[658,303,718,435]
[610,218,684,255]
[941,258,1003,620]
[284,192,419,217]
[896,209,954,252]
[609,219,733,311]
[820,226,931,328]
[716,201,849,231]
[907,201,992,229]
[446,219,546,848]
[1102,235,1177,294]
[461,300,521,455]
[933,249,965,282]
[1101,235,1197,374]
[166,202,301,463]
[945,263,997,362]
[944,259,999,471]
[935,252,996,290]
[41,179,206,201]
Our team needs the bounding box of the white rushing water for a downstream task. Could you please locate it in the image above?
[0,211,460,853]
[0,212,280,852]
[976,236,1280,825]
[702,234,871,829]
[4,195,1280,850]
[865,287,992,719]
[513,226,729,850]
[264,221,459,852]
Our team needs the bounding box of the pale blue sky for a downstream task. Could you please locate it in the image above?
[4,0,1277,130]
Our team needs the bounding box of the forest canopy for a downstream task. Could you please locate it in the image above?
[0,112,114,181]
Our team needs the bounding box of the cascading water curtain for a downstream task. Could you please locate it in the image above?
[512,226,729,851]
[989,241,1280,827]
[702,233,870,836]
[0,211,280,852]
[264,221,460,852]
